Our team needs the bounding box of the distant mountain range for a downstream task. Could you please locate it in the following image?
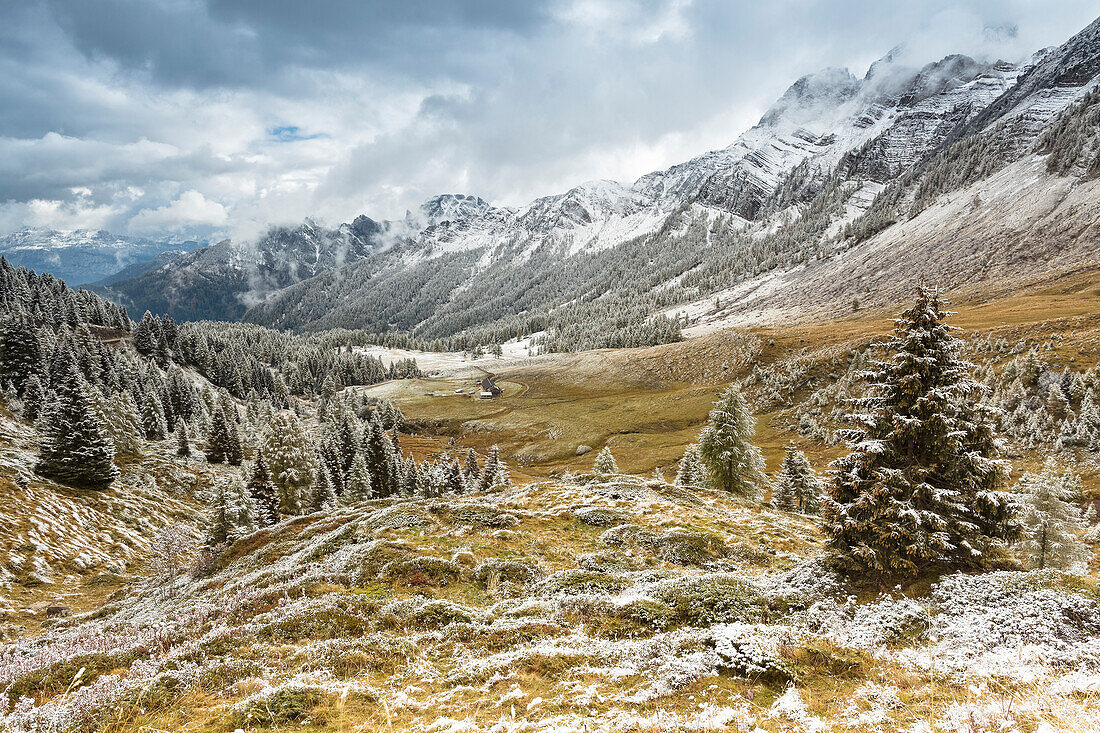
[0,228,204,286]
[24,15,1100,348]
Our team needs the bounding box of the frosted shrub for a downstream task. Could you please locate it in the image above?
[914,571,1100,673]
[649,574,765,626]
[230,680,329,728]
[806,594,931,650]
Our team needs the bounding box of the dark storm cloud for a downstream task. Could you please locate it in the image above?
[1,0,1098,239]
[39,0,550,88]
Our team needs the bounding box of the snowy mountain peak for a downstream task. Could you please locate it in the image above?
[758,67,861,127]
[415,194,493,229]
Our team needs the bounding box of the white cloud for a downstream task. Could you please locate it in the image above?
[0,0,1097,241]
[127,191,228,235]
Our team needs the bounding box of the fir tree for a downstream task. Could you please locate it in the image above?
[206,407,230,464]
[771,444,822,514]
[824,287,1017,577]
[310,464,337,512]
[35,372,119,490]
[593,446,619,477]
[1015,461,1090,571]
[263,410,317,515]
[697,385,765,498]
[674,444,705,488]
[176,421,191,457]
[247,451,280,526]
[206,475,256,546]
[141,390,168,441]
[343,452,373,504]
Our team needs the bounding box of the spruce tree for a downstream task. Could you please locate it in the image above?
[343,452,373,504]
[823,287,1017,577]
[101,390,143,456]
[310,465,337,512]
[247,451,280,526]
[1015,461,1090,571]
[463,448,480,483]
[20,374,44,422]
[223,407,243,466]
[263,410,317,515]
[35,372,119,490]
[401,456,418,496]
[0,316,42,394]
[478,445,503,492]
[771,445,822,514]
[697,385,765,498]
[593,446,619,477]
[445,457,465,495]
[477,445,511,492]
[674,444,705,488]
[141,390,168,441]
[206,407,230,464]
[176,421,191,457]
[206,475,257,546]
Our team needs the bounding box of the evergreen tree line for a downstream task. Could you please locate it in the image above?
[0,259,421,491]
[667,288,1094,577]
[205,394,515,546]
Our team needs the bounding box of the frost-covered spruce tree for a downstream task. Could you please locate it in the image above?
[89,386,140,457]
[697,385,766,498]
[206,407,230,464]
[1014,460,1090,571]
[674,444,705,488]
[363,415,395,496]
[593,446,619,477]
[0,315,43,394]
[478,445,503,492]
[141,390,168,441]
[176,421,191,457]
[20,374,44,422]
[223,406,244,466]
[401,456,418,496]
[771,445,822,514]
[824,287,1016,577]
[263,410,317,515]
[446,457,465,495]
[463,448,480,483]
[35,371,119,490]
[206,475,256,546]
[310,465,337,512]
[343,452,373,505]
[247,451,280,526]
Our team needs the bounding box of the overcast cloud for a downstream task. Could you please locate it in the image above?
[1,0,1097,241]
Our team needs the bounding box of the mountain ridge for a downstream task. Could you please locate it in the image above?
[98,15,1100,352]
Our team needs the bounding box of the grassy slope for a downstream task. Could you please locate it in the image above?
[366,267,1100,493]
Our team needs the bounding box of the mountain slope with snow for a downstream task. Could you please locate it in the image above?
[104,15,1100,350]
